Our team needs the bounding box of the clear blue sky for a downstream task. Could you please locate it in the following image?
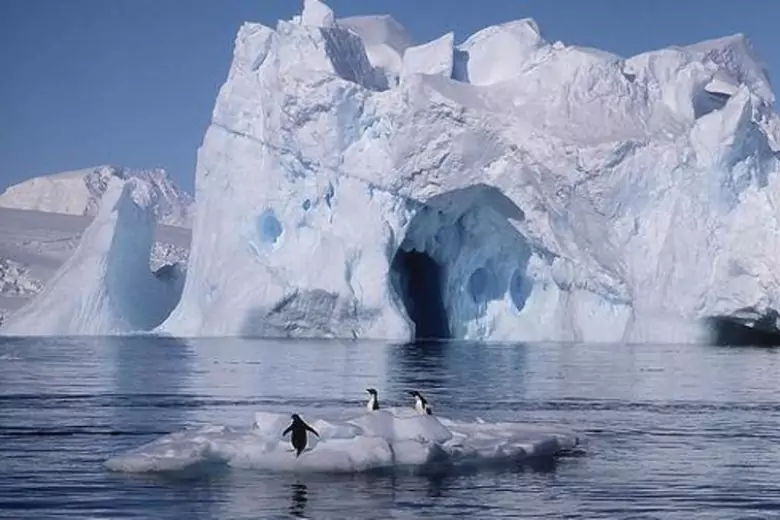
[0,0,776,193]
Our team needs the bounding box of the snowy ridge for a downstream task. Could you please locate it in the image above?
[0,165,194,228]
[7,0,780,341]
[1,177,186,335]
[339,14,415,87]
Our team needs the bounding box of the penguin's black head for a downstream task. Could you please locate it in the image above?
[291,413,301,422]
[366,388,377,395]
[409,391,420,397]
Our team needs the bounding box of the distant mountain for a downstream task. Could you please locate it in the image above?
[0,165,194,228]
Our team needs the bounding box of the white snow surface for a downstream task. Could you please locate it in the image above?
[401,32,455,82]
[339,15,415,86]
[299,0,335,28]
[11,0,780,342]
[0,165,194,228]
[1,177,186,335]
[104,407,579,474]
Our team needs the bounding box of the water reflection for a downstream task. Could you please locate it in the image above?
[110,335,194,388]
[392,339,447,386]
[389,340,530,416]
[425,474,446,498]
[289,481,308,518]
[183,338,389,407]
[109,335,195,434]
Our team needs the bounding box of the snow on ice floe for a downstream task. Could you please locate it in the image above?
[1,177,185,335]
[9,0,780,342]
[104,408,580,474]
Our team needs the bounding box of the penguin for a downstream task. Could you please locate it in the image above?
[366,388,380,411]
[282,413,320,457]
[409,390,433,415]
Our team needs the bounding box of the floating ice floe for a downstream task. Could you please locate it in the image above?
[104,407,581,474]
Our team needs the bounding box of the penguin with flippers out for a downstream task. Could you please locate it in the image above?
[282,413,320,457]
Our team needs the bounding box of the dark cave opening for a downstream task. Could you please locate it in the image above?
[391,249,451,340]
[707,308,780,346]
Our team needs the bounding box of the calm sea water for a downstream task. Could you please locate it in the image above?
[1,337,780,519]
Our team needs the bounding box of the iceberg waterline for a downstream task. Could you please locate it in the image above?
[4,0,780,342]
[104,407,581,475]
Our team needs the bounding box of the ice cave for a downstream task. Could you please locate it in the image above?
[388,185,534,340]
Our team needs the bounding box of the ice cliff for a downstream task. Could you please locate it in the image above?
[0,165,194,228]
[8,0,780,342]
[1,177,185,335]
[156,0,780,342]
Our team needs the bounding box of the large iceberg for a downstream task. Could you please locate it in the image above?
[159,0,780,342]
[5,0,780,342]
[1,177,185,335]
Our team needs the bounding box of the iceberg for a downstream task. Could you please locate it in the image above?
[1,177,185,335]
[104,408,580,474]
[158,0,780,342]
[7,0,780,342]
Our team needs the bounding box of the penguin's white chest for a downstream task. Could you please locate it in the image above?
[414,396,426,414]
[367,395,377,411]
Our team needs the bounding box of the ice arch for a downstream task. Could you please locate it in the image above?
[0,178,186,335]
[389,184,534,340]
[390,250,449,339]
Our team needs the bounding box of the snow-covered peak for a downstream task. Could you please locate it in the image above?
[338,14,415,82]
[0,165,194,227]
[681,33,774,106]
[300,0,335,28]
[402,32,455,82]
[338,15,414,54]
[454,18,546,85]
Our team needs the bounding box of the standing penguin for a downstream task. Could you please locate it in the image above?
[366,388,380,411]
[409,390,433,415]
[282,413,320,457]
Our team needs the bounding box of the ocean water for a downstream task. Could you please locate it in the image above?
[1,336,780,519]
